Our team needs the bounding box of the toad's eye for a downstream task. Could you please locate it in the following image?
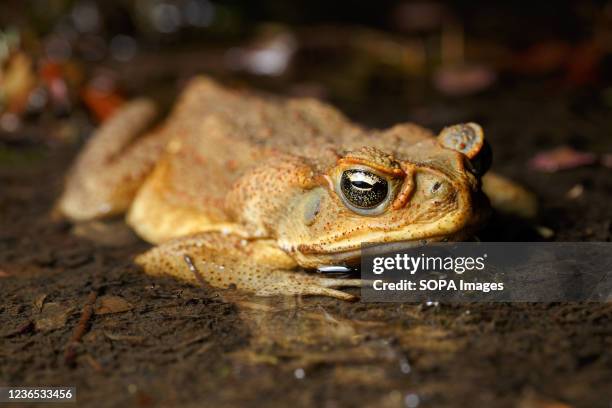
[340,169,389,210]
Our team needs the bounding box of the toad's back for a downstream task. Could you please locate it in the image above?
[123,78,361,242]
[58,77,473,243]
[159,77,435,167]
[130,78,444,241]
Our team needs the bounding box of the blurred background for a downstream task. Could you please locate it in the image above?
[3,0,612,129]
[1,0,611,239]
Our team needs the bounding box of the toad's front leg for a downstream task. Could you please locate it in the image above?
[135,232,362,301]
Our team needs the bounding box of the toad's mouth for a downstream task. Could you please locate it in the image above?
[309,230,474,265]
[280,200,490,268]
[313,238,441,268]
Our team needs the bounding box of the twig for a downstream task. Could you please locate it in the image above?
[183,254,208,288]
[104,331,145,343]
[173,332,211,350]
[64,291,97,367]
[83,353,104,373]
[3,320,34,338]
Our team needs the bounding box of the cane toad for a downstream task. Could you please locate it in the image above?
[57,76,535,300]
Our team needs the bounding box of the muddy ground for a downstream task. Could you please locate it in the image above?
[1,63,612,408]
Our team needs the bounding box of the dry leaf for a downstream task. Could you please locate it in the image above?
[72,220,139,247]
[529,146,596,172]
[518,391,573,408]
[565,184,584,200]
[536,226,555,239]
[94,295,133,315]
[433,64,496,96]
[34,302,72,332]
[33,294,47,312]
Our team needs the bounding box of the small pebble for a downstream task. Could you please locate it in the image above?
[566,184,584,199]
[404,393,420,408]
[294,368,305,379]
[536,226,555,239]
[399,358,412,374]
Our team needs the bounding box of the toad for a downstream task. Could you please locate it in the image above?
[57,76,535,300]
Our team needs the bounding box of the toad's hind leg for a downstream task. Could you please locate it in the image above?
[136,233,363,301]
[57,99,165,221]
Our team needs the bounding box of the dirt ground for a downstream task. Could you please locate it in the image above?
[1,65,612,408]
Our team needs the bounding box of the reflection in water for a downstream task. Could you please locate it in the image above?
[225,293,395,369]
[216,292,470,406]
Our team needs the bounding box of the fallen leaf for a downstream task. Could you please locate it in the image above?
[3,52,37,114]
[81,75,126,122]
[565,184,584,200]
[35,302,72,332]
[433,64,496,96]
[518,391,574,408]
[33,294,47,312]
[512,41,571,75]
[72,220,139,247]
[94,295,133,315]
[529,146,597,172]
[393,2,446,32]
[536,226,555,239]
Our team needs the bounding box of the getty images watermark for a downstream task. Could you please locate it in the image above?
[360,242,612,302]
